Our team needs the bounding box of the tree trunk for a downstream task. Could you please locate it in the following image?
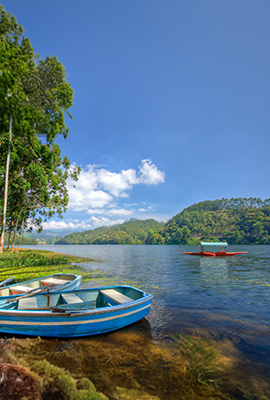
[0,115,13,254]
[12,211,22,253]
[7,227,12,251]
[17,214,25,252]
[11,228,17,253]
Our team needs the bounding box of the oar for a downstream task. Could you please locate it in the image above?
[0,277,15,288]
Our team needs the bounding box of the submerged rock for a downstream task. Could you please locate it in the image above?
[0,363,41,400]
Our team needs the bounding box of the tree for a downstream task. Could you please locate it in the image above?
[0,6,77,252]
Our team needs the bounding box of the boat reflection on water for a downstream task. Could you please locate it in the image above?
[200,256,228,285]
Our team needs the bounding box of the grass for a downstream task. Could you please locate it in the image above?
[0,249,97,282]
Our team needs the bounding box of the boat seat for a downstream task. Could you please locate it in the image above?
[41,278,69,286]
[10,285,31,295]
[61,293,83,304]
[18,296,38,309]
[100,289,133,304]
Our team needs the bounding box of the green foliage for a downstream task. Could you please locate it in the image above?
[0,5,79,251]
[154,197,270,244]
[3,235,37,245]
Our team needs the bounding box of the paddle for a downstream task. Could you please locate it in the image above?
[0,277,15,288]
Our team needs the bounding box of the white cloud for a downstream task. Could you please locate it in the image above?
[86,207,133,216]
[97,168,138,197]
[105,208,133,216]
[68,188,114,211]
[40,160,165,231]
[85,208,106,215]
[138,159,165,185]
[42,217,126,231]
[42,220,91,230]
[87,216,125,227]
[68,159,165,212]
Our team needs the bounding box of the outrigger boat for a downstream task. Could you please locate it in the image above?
[0,285,153,337]
[0,273,82,297]
[181,242,247,257]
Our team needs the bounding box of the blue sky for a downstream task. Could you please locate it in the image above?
[3,1,270,231]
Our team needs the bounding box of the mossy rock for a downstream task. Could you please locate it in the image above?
[32,360,108,400]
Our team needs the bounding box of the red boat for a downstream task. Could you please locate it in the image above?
[181,242,247,257]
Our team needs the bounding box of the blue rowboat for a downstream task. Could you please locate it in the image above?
[0,285,153,337]
[0,273,82,297]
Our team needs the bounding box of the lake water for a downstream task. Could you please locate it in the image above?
[21,244,270,397]
[23,244,270,343]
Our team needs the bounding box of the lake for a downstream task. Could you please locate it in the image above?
[20,244,270,398]
[23,244,270,341]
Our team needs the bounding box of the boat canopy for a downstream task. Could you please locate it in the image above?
[200,242,228,247]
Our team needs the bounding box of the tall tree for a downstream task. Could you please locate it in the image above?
[0,6,76,252]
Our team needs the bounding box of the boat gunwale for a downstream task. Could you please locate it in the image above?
[0,297,153,321]
[1,273,81,291]
[0,287,154,318]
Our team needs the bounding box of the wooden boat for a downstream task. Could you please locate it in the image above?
[181,242,247,257]
[0,273,82,297]
[0,285,153,337]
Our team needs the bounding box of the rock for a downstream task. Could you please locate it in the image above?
[0,363,41,400]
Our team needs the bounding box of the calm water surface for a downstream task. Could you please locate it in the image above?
[23,244,270,346]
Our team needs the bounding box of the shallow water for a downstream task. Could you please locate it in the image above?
[19,244,270,398]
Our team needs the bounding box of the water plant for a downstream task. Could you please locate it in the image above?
[1,333,269,400]
[32,360,108,400]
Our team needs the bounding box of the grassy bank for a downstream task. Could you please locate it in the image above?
[0,249,95,283]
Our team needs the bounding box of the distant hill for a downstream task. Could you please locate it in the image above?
[145,197,270,245]
[55,197,270,245]
[23,230,67,245]
[55,219,164,245]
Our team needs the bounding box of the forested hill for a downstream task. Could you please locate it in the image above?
[55,198,270,245]
[55,219,163,245]
[147,197,270,245]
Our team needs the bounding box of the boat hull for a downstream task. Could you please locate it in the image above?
[215,251,248,256]
[0,287,153,337]
[182,251,248,257]
[181,251,216,257]
[0,274,82,297]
